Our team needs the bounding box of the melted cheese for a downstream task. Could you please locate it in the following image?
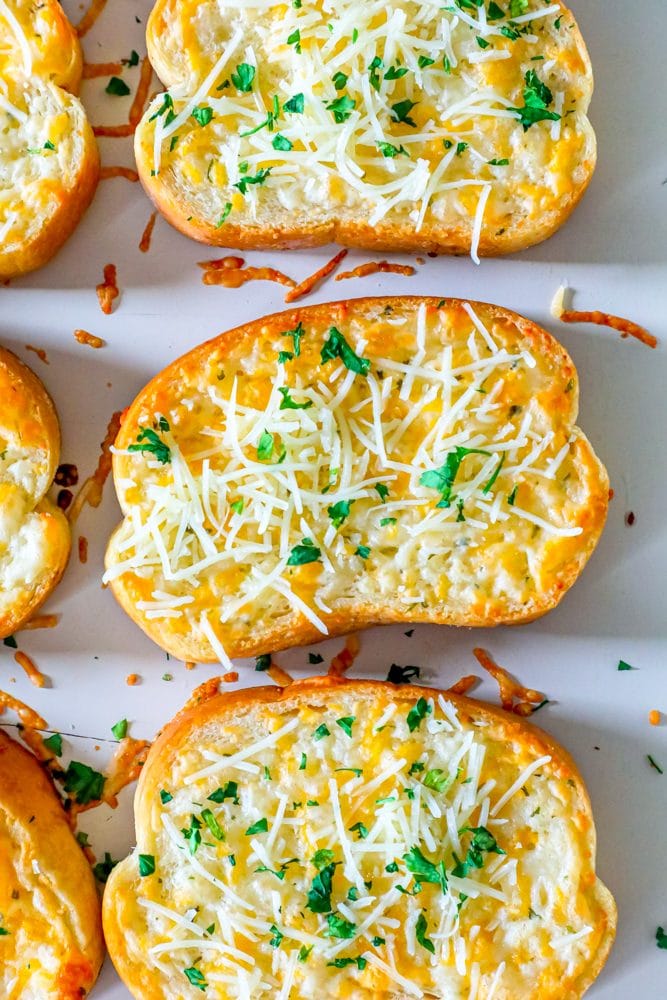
[139,0,593,258]
[123,690,609,997]
[105,299,605,661]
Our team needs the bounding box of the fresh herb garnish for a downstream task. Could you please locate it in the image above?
[128,425,171,464]
[509,70,561,131]
[255,653,272,671]
[403,845,448,892]
[278,386,313,410]
[138,853,155,876]
[355,545,371,559]
[415,912,435,953]
[201,808,224,840]
[111,719,128,740]
[191,105,213,126]
[452,826,505,877]
[420,446,491,508]
[313,723,330,741]
[326,95,356,123]
[327,956,367,969]
[106,76,130,96]
[287,538,321,566]
[406,697,431,732]
[321,327,370,375]
[309,652,324,664]
[617,660,635,671]
[208,781,239,805]
[231,63,255,92]
[245,817,269,835]
[160,789,173,804]
[657,926,667,949]
[349,821,369,839]
[183,967,207,990]
[63,761,105,804]
[647,755,664,775]
[423,768,452,793]
[328,499,354,528]
[233,167,272,195]
[181,815,202,854]
[390,99,418,126]
[43,733,63,756]
[336,716,355,737]
[377,140,409,158]
[284,93,304,114]
[93,852,118,883]
[307,861,336,912]
[325,913,357,939]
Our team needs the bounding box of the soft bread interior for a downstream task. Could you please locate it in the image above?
[0,0,98,278]
[0,731,104,997]
[103,678,616,999]
[136,0,595,254]
[105,297,608,662]
[0,348,70,635]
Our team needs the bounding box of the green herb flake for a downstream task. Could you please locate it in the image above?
[509,69,561,131]
[321,326,370,375]
[313,723,330,741]
[420,446,491,508]
[336,716,355,737]
[160,789,173,804]
[377,140,409,158]
[181,815,202,854]
[355,545,371,559]
[287,538,322,566]
[272,133,293,151]
[617,660,635,671]
[287,28,301,52]
[93,852,118,883]
[307,861,336,912]
[327,956,367,970]
[43,733,63,757]
[233,167,272,195]
[138,853,155,877]
[257,429,275,461]
[128,425,171,464]
[657,926,667,949]
[403,844,448,893]
[333,70,349,91]
[208,781,239,805]
[278,386,313,410]
[63,761,105,804]
[349,821,369,840]
[423,768,451,793]
[284,92,304,114]
[390,99,418,126]
[415,912,435,954]
[191,105,213,127]
[299,752,307,770]
[245,817,269,835]
[327,499,354,528]
[201,808,225,841]
[647,755,664,775]
[325,913,357,939]
[183,966,207,990]
[298,944,313,961]
[231,63,255,92]
[451,826,506,878]
[106,76,130,97]
[309,652,324,664]
[111,718,128,740]
[2,635,17,648]
[406,697,431,732]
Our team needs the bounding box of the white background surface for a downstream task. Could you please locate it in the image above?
[1,0,666,995]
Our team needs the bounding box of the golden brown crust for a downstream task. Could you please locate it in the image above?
[0,0,100,279]
[0,347,71,637]
[106,296,609,661]
[103,675,617,999]
[136,0,595,256]
[0,730,104,997]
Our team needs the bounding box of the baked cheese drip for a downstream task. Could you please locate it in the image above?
[126,692,608,997]
[105,298,608,661]
[139,0,594,258]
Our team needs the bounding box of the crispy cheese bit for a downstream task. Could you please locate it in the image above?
[551,285,657,348]
[649,710,661,727]
[99,166,139,182]
[74,329,106,349]
[96,264,119,315]
[198,256,245,271]
[202,264,296,290]
[139,211,157,253]
[473,647,546,715]
[68,410,122,523]
[75,0,108,36]
[184,660,196,671]
[126,673,140,686]
[284,248,349,303]
[267,664,293,688]
[24,344,48,364]
[78,536,89,563]
[14,651,47,688]
[221,671,238,683]
[328,635,361,678]
[335,261,416,281]
[19,614,59,631]
[82,61,123,79]
[448,674,480,696]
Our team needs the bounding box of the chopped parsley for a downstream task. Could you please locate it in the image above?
[309,652,324,664]
[349,821,368,839]
[452,826,505,878]
[375,483,389,501]
[63,761,105,804]
[328,956,367,970]
[313,723,330,741]
[233,167,272,194]
[160,789,173,804]
[325,913,356,939]
[321,327,370,375]
[111,719,128,740]
[390,99,418,126]
[488,158,510,166]
[325,95,356,123]
[385,64,408,80]
[647,755,664,775]
[482,453,506,494]
[287,538,321,566]
[255,653,271,672]
[299,753,307,769]
[307,861,336,912]
[406,697,431,732]
[507,484,518,506]
[215,202,232,227]
[269,924,284,948]
[2,635,17,648]
[128,425,171,464]
[181,815,202,854]
[336,716,355,737]
[93,852,118,883]
[287,28,301,52]
[328,499,354,528]
[43,733,63,756]
[257,429,276,461]
[657,927,667,949]
[183,966,207,990]
[191,105,213,127]
[208,781,239,804]
[272,133,293,151]
[105,76,130,97]
[617,660,635,671]
[380,516,396,527]
[278,386,313,410]
[245,817,269,835]
[403,845,448,893]
[355,545,371,559]
[509,70,561,131]
[283,92,304,114]
[201,808,224,841]
[332,70,349,91]
[420,446,491,508]
[423,768,451,793]
[415,912,435,953]
[231,63,255,92]
[138,853,155,877]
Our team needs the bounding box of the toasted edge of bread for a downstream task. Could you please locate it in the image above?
[0,730,104,995]
[0,347,71,636]
[102,674,617,999]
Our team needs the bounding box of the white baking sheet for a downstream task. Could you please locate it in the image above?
[1,0,666,995]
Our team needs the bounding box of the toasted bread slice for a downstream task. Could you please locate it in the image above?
[103,675,616,998]
[0,0,99,279]
[0,347,71,637]
[0,730,104,996]
[136,0,594,257]
[104,297,608,662]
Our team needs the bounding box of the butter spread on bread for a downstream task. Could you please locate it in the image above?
[102,676,616,998]
[0,347,70,638]
[104,297,608,662]
[0,0,99,278]
[136,0,595,257]
[0,730,104,997]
